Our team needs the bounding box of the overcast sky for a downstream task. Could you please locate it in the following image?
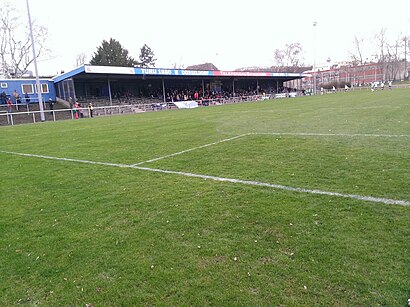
[11,0,410,75]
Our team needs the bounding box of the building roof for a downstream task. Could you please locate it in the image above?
[186,63,218,70]
[52,64,307,83]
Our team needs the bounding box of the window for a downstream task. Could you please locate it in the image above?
[0,83,7,88]
[32,83,50,93]
[40,83,49,93]
[22,84,34,94]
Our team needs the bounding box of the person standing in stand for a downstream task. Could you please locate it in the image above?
[6,97,13,113]
[48,98,54,115]
[24,93,30,111]
[13,90,21,111]
[78,102,84,118]
[73,102,79,119]
[88,102,94,118]
[13,90,21,104]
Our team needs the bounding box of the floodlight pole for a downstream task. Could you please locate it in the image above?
[26,0,45,122]
[404,36,408,80]
[313,21,317,95]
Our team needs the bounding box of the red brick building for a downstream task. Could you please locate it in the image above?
[284,61,409,91]
[302,63,384,89]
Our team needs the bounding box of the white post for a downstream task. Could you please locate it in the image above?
[313,21,317,95]
[162,78,166,103]
[26,0,45,122]
[404,36,408,80]
[107,78,112,106]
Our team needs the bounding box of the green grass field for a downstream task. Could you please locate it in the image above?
[1,89,409,306]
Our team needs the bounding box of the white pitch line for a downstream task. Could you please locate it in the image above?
[0,150,133,169]
[134,166,410,207]
[251,132,410,138]
[1,149,409,207]
[135,132,409,167]
[131,133,250,166]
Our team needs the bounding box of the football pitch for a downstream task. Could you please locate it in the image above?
[1,89,409,305]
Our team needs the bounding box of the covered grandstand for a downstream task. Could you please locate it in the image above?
[53,65,306,106]
[1,65,306,125]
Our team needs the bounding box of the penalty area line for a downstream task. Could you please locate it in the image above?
[0,149,409,207]
[131,131,409,167]
[131,133,251,166]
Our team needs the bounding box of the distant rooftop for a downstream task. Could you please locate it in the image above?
[186,63,218,71]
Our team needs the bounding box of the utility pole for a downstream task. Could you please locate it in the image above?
[404,36,408,80]
[313,21,317,94]
[26,0,45,122]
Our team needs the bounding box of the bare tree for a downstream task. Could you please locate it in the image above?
[373,28,393,80]
[75,53,87,67]
[384,36,403,80]
[349,36,365,65]
[0,1,50,78]
[401,35,409,80]
[374,28,388,63]
[371,28,410,80]
[273,49,285,68]
[172,62,185,69]
[273,43,304,71]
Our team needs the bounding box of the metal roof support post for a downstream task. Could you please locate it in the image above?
[84,82,88,97]
[107,78,112,106]
[256,79,259,95]
[162,78,166,103]
[232,79,235,97]
[62,82,67,101]
[202,79,205,98]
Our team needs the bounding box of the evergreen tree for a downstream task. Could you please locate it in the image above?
[138,44,157,68]
[90,38,136,66]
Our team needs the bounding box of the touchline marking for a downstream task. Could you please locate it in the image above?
[131,133,250,166]
[0,150,132,169]
[251,132,410,138]
[134,166,410,207]
[1,150,409,207]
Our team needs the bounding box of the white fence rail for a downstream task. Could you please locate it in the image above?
[0,105,143,126]
[0,94,286,126]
